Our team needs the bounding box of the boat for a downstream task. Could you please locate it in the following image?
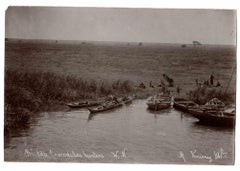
[146,93,171,110]
[173,97,199,112]
[88,96,133,114]
[66,100,102,108]
[188,108,235,126]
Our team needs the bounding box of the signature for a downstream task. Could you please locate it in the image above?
[177,148,228,163]
[111,148,127,159]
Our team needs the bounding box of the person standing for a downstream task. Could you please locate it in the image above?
[210,74,214,85]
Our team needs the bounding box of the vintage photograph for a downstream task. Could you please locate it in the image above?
[4,7,236,164]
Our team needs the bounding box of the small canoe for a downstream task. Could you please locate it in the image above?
[173,97,199,112]
[88,96,133,114]
[67,100,102,108]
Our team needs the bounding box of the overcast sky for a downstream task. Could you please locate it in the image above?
[5,7,236,45]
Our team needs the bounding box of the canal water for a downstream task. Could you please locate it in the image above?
[4,100,234,164]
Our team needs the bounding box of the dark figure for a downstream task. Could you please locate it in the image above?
[161,86,166,93]
[210,74,214,85]
[149,81,154,88]
[113,96,118,103]
[139,82,146,89]
[216,81,221,87]
[195,78,199,85]
[203,80,209,86]
[176,86,181,94]
[162,73,174,87]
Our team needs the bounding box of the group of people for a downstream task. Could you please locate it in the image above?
[136,73,222,96]
[138,73,174,89]
[196,74,221,87]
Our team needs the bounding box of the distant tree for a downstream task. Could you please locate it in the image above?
[192,41,201,47]
[181,44,187,48]
[138,42,143,46]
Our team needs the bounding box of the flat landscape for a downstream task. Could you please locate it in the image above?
[4,39,236,164]
[5,39,236,93]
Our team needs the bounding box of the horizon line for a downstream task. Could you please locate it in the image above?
[5,37,236,46]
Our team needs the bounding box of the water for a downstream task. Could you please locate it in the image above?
[4,100,234,164]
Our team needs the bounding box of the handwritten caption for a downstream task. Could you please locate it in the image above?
[24,148,127,160]
[177,148,228,163]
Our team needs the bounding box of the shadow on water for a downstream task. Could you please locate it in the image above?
[87,103,133,121]
[87,107,121,122]
[192,121,235,131]
[146,108,172,115]
[145,108,173,121]
[4,123,31,148]
[172,108,235,131]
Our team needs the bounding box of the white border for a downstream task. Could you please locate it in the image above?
[0,1,239,171]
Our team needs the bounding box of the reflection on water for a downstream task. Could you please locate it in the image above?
[4,100,234,164]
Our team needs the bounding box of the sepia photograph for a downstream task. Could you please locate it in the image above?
[4,6,236,164]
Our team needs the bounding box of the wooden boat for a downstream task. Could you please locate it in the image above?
[188,108,235,126]
[67,100,102,108]
[173,97,199,112]
[88,96,133,114]
[146,93,171,111]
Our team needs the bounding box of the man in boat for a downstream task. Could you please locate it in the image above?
[113,96,119,103]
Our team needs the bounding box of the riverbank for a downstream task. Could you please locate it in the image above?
[5,70,158,128]
[5,69,235,128]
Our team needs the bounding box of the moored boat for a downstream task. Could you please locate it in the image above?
[188,108,235,126]
[146,93,171,111]
[173,97,199,112]
[66,100,103,108]
[88,96,133,113]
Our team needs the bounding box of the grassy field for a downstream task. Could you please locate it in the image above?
[5,39,236,91]
[5,39,236,116]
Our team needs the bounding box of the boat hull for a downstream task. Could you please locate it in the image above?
[88,97,133,114]
[188,109,235,127]
[67,101,101,108]
[147,103,171,111]
[173,98,199,112]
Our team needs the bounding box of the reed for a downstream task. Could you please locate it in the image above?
[5,70,134,114]
[188,86,235,105]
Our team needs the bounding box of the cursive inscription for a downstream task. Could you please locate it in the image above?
[24,148,104,160]
[214,148,228,160]
[111,148,127,160]
[177,148,228,163]
[177,151,187,163]
[190,149,213,163]
[24,147,128,160]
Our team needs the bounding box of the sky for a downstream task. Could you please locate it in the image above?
[5,7,236,45]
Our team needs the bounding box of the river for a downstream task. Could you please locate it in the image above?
[4,100,234,164]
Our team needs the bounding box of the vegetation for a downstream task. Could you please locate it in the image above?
[187,86,235,105]
[5,70,134,115]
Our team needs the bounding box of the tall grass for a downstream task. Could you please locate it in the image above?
[5,70,134,114]
[188,86,235,105]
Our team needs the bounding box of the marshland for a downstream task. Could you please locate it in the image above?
[4,39,236,164]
